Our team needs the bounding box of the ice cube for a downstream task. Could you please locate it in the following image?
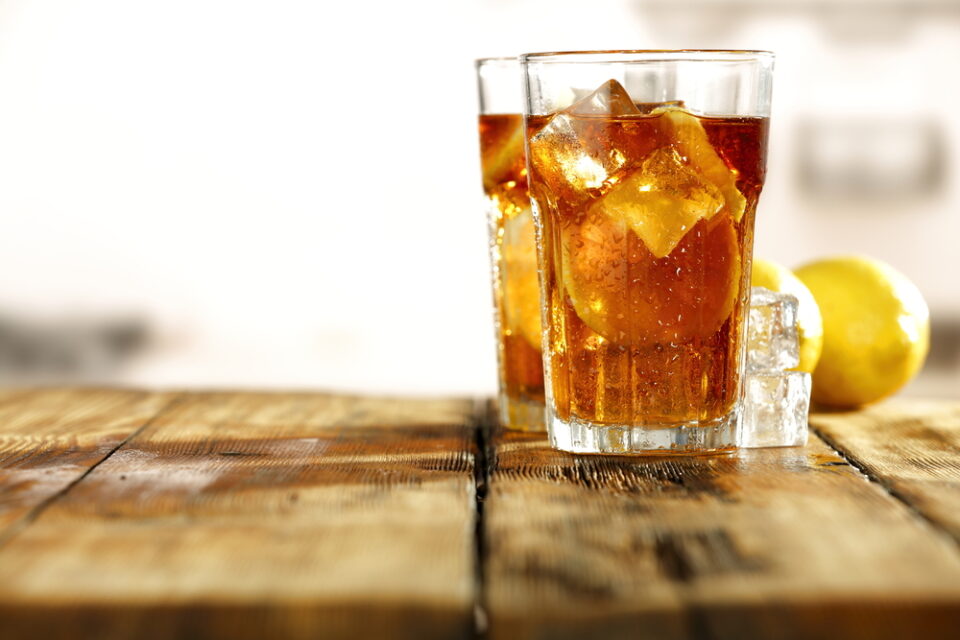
[568,79,642,115]
[739,371,811,448]
[747,287,800,373]
[527,80,640,198]
[589,146,725,258]
[657,108,746,222]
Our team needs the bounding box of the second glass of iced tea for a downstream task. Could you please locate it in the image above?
[522,50,773,454]
[477,57,545,430]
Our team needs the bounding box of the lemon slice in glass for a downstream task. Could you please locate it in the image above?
[501,208,543,350]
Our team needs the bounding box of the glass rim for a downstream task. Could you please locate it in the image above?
[475,56,518,68]
[520,49,774,64]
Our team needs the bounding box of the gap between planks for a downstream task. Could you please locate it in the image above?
[471,399,496,640]
[811,421,960,550]
[0,392,186,552]
[476,403,960,640]
[464,398,960,640]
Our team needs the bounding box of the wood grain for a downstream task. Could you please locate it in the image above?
[4,390,960,640]
[483,423,960,640]
[0,392,479,640]
[810,399,960,543]
[0,388,172,536]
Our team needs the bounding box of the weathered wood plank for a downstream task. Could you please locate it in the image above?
[484,423,960,640]
[810,399,960,543]
[0,391,479,640]
[0,388,172,537]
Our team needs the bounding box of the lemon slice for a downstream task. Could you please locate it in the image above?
[501,208,543,350]
[562,212,741,345]
[482,120,525,193]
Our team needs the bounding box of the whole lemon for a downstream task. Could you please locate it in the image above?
[794,256,929,408]
[751,259,824,373]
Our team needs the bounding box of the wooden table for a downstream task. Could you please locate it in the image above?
[0,389,958,639]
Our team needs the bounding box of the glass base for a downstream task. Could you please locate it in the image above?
[498,395,546,432]
[548,409,739,455]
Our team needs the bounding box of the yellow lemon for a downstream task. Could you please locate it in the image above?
[751,259,824,373]
[501,208,543,350]
[794,256,929,408]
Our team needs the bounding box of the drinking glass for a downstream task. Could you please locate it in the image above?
[476,57,545,430]
[522,50,774,453]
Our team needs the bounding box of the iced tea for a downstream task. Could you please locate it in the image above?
[479,112,545,429]
[525,64,771,453]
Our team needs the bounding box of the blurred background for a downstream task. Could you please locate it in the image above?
[0,0,957,397]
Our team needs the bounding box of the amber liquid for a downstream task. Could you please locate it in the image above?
[478,113,545,429]
[528,111,768,429]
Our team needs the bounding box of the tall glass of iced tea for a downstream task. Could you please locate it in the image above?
[522,51,774,454]
[476,57,545,430]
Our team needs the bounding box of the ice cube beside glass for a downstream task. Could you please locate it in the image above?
[747,287,801,373]
[740,371,811,448]
[739,286,812,449]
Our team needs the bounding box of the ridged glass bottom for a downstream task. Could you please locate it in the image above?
[548,407,739,455]
[498,394,546,432]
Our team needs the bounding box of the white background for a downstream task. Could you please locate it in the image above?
[0,0,957,395]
